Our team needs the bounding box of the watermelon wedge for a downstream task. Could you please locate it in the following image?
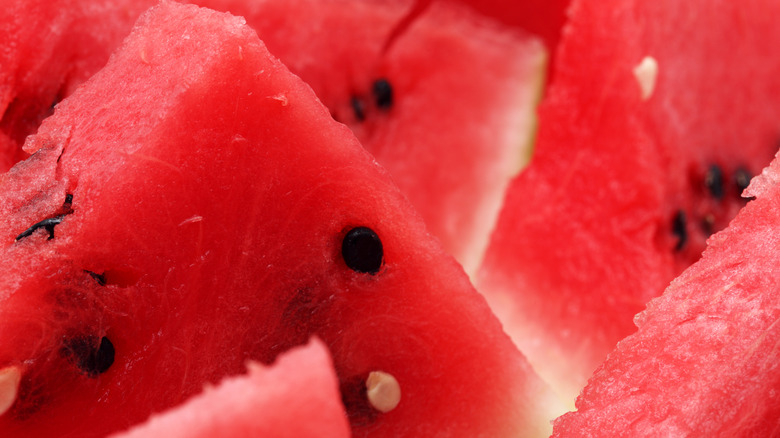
[0,0,155,170]
[110,339,350,438]
[552,152,780,436]
[0,2,562,437]
[477,0,780,402]
[197,0,547,274]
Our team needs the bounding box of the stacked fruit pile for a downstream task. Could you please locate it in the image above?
[0,0,778,436]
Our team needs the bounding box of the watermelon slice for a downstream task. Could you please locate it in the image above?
[552,152,780,436]
[196,0,547,274]
[0,0,155,170]
[110,339,350,438]
[477,0,780,402]
[0,2,563,437]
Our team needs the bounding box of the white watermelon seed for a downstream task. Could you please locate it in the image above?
[633,56,658,101]
[0,366,21,417]
[366,371,401,413]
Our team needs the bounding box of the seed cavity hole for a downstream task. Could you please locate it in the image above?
[62,336,115,377]
[84,270,107,286]
[672,210,687,251]
[101,269,142,288]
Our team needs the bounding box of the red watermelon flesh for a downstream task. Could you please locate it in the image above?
[110,339,350,438]
[196,0,547,274]
[450,0,570,54]
[0,2,563,437]
[552,152,780,437]
[1,0,546,275]
[477,0,780,403]
[0,0,156,170]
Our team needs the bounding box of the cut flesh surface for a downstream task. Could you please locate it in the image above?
[552,153,780,437]
[0,2,562,437]
[1,0,546,275]
[0,0,155,170]
[197,0,547,274]
[478,0,780,403]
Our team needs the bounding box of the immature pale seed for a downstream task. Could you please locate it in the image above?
[633,56,658,101]
[366,370,401,413]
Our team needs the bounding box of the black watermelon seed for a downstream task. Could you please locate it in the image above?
[734,167,752,194]
[15,215,65,241]
[63,336,115,377]
[672,210,688,251]
[15,193,74,241]
[350,96,366,122]
[342,227,384,274]
[704,164,724,200]
[372,78,393,110]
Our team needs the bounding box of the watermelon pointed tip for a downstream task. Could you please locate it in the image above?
[0,366,21,417]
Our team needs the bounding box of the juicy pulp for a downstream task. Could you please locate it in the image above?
[197,0,547,274]
[478,0,780,403]
[0,2,562,437]
[552,152,780,437]
[0,0,155,170]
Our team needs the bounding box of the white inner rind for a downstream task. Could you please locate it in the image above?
[0,366,21,417]
[366,370,401,413]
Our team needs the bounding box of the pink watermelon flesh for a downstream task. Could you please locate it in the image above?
[0,0,155,170]
[552,152,780,437]
[196,0,547,274]
[0,2,563,437]
[110,339,350,438]
[477,0,780,403]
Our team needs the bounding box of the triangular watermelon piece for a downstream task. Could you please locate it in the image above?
[110,339,350,438]
[0,0,156,170]
[0,2,562,437]
[552,153,780,436]
[477,0,780,402]
[196,0,547,274]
